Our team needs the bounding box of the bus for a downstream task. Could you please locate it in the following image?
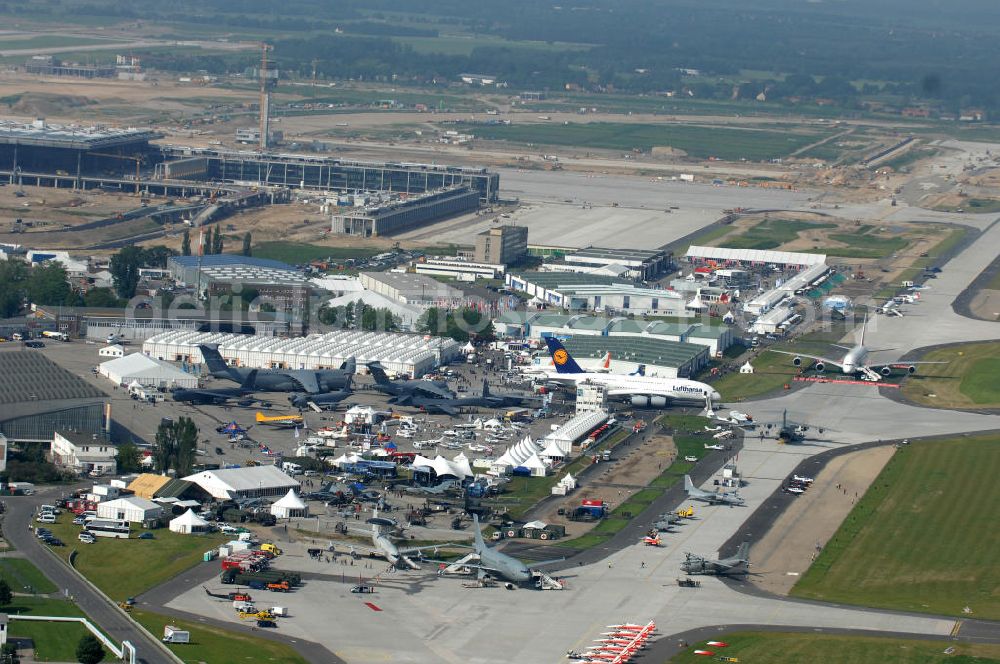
[85,519,130,539]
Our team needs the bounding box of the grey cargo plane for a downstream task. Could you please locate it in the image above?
[367,362,454,401]
[172,370,260,406]
[681,542,750,576]
[200,344,354,393]
[684,475,745,506]
[366,511,449,570]
[429,514,563,586]
[288,374,354,411]
[398,379,535,416]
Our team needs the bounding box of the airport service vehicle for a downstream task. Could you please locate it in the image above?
[163,626,190,644]
[536,338,721,409]
[41,331,69,342]
[351,585,375,594]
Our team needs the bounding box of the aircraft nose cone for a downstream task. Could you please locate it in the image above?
[711,391,722,402]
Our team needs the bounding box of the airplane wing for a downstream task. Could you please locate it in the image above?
[431,403,460,416]
[770,350,844,370]
[288,370,321,394]
[605,388,674,398]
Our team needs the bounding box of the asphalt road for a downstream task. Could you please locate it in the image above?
[3,490,176,664]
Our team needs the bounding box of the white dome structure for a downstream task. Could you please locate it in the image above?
[270,489,309,519]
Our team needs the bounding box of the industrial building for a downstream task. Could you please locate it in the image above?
[506,272,689,316]
[25,56,116,78]
[475,224,529,265]
[562,247,673,280]
[685,246,827,269]
[750,305,796,335]
[494,312,733,355]
[413,258,504,281]
[526,334,709,378]
[359,272,466,308]
[743,263,830,315]
[143,329,460,377]
[0,120,161,186]
[161,147,500,203]
[31,305,291,343]
[332,187,480,236]
[167,255,312,312]
[0,350,108,443]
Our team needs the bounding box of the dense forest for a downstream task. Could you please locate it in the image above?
[8,0,1000,113]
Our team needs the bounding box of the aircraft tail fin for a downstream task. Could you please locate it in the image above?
[735,541,750,563]
[859,312,867,347]
[543,337,586,374]
[471,513,487,553]
[367,362,390,385]
[684,475,694,493]
[239,369,258,392]
[199,344,239,381]
[629,364,646,376]
[482,378,490,398]
[341,356,356,375]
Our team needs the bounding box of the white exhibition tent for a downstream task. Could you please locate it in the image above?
[99,353,198,389]
[330,452,363,468]
[413,454,474,480]
[169,508,211,534]
[271,489,309,518]
[98,344,125,358]
[518,453,548,478]
[96,496,163,523]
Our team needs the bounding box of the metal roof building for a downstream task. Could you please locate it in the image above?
[685,246,826,267]
[183,466,300,501]
[556,335,710,378]
[143,329,460,377]
[506,272,687,316]
[0,349,107,443]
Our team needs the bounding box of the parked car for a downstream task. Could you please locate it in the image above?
[351,585,375,594]
[137,532,155,540]
[78,533,96,544]
[45,538,64,547]
[35,514,56,524]
[24,341,45,348]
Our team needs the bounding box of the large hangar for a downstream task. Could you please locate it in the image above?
[0,349,108,443]
[143,329,461,378]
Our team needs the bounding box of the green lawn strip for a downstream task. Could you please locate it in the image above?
[900,342,1000,409]
[0,558,59,594]
[670,631,1000,664]
[252,242,382,264]
[131,609,308,664]
[9,620,93,662]
[724,219,836,251]
[933,198,1000,214]
[45,515,226,601]
[792,436,1000,619]
[709,350,799,401]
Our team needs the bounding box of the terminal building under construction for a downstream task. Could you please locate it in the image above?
[0,121,499,231]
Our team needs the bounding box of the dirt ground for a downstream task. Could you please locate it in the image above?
[533,434,678,539]
[748,444,895,596]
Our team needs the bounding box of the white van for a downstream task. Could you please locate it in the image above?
[36,514,56,524]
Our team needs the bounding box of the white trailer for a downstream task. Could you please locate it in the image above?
[162,626,190,644]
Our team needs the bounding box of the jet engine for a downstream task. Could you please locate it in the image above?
[814,361,825,372]
[631,395,668,408]
[881,366,893,376]
[792,356,802,366]
[907,365,917,374]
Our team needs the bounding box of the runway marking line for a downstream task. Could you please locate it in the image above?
[951,621,962,637]
[365,602,382,612]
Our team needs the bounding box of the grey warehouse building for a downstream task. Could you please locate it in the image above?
[0,350,108,443]
[332,187,480,236]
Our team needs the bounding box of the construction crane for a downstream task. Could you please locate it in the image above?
[90,152,143,194]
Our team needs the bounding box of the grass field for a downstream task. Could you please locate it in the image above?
[0,34,111,49]
[45,515,226,601]
[933,198,1000,214]
[709,350,799,401]
[670,631,1000,664]
[132,609,308,664]
[464,122,830,161]
[395,34,591,56]
[822,228,911,258]
[901,342,1000,408]
[724,218,836,250]
[792,435,1000,619]
[252,241,383,264]
[0,557,58,594]
[4,596,92,662]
